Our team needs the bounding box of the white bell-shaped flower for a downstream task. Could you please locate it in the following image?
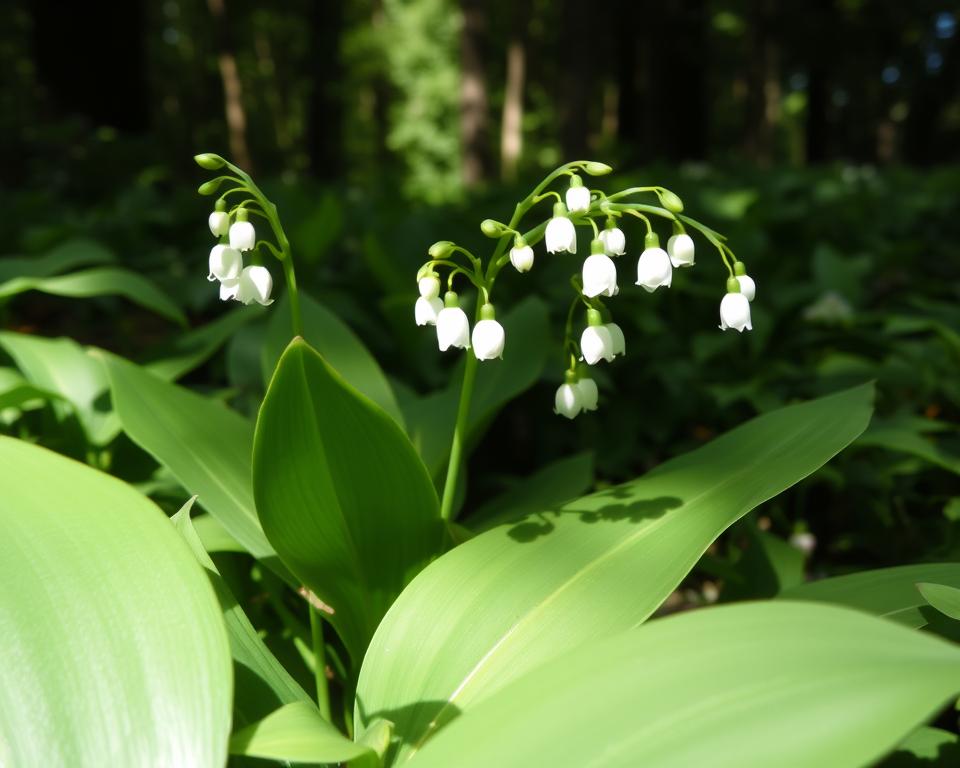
[436,292,471,351]
[545,203,577,254]
[208,244,243,282]
[737,274,756,301]
[635,233,673,293]
[576,376,599,411]
[582,242,618,298]
[605,322,625,358]
[599,223,625,256]
[419,274,441,299]
[554,378,583,419]
[719,280,752,332]
[235,265,273,306]
[229,209,256,251]
[415,296,443,326]
[510,242,535,273]
[565,174,591,212]
[471,304,505,360]
[667,232,696,268]
[580,309,614,365]
[208,210,230,237]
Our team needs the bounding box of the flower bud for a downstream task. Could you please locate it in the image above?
[208,210,230,237]
[194,153,226,170]
[415,296,443,326]
[480,219,507,238]
[229,209,256,252]
[428,241,455,259]
[582,246,618,298]
[236,265,273,306]
[719,291,752,332]
[583,161,613,176]
[208,244,243,282]
[658,189,684,213]
[418,274,441,300]
[471,304,505,360]
[667,233,695,268]
[565,175,591,212]
[509,243,535,273]
[437,292,471,351]
[198,178,224,196]
[545,203,577,254]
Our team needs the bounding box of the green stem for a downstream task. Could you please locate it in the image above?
[309,606,332,721]
[439,348,479,521]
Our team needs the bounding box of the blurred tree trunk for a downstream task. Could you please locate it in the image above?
[31,0,148,133]
[743,0,780,165]
[206,0,251,170]
[307,0,344,178]
[460,0,491,187]
[499,0,530,182]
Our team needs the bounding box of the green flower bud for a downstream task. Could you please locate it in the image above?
[658,189,684,213]
[197,178,223,196]
[583,162,613,176]
[429,241,455,258]
[480,219,506,238]
[194,153,226,170]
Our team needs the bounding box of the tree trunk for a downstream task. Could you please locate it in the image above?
[499,0,530,181]
[206,0,251,170]
[460,0,491,187]
[743,0,780,165]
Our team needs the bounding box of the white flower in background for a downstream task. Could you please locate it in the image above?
[415,296,443,326]
[667,232,695,268]
[471,304,505,360]
[436,292,471,351]
[599,223,625,256]
[580,310,614,364]
[576,376,598,411]
[605,322,625,358]
[554,378,583,419]
[545,203,577,254]
[229,209,256,251]
[719,280,752,332]
[235,265,273,306]
[803,290,853,324]
[636,234,673,292]
[509,240,535,273]
[565,174,591,212]
[208,209,230,237]
[418,274,441,300]
[207,244,242,282]
[582,243,618,298]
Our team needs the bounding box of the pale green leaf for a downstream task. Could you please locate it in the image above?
[917,582,960,622]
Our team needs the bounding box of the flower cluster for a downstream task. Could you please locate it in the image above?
[413,161,755,418]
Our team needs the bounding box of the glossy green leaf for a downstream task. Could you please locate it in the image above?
[263,292,404,427]
[781,563,960,628]
[99,350,277,564]
[230,702,375,765]
[405,602,960,768]
[882,727,960,767]
[0,238,114,282]
[403,296,550,476]
[0,437,232,766]
[172,498,310,727]
[0,267,186,325]
[0,332,120,444]
[356,384,873,758]
[0,366,56,412]
[917,583,960,621]
[254,339,443,663]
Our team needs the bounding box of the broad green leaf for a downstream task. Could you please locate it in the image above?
[405,602,960,768]
[230,702,375,765]
[469,451,595,531]
[0,366,56,412]
[262,292,404,427]
[0,437,232,766]
[356,384,873,759]
[781,563,960,628]
[172,498,310,727]
[917,583,960,621]
[0,266,186,325]
[254,339,443,664]
[0,332,120,444]
[0,237,114,282]
[882,727,960,767]
[858,418,960,475]
[99,350,278,565]
[193,513,246,554]
[146,307,262,381]
[403,296,550,477]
